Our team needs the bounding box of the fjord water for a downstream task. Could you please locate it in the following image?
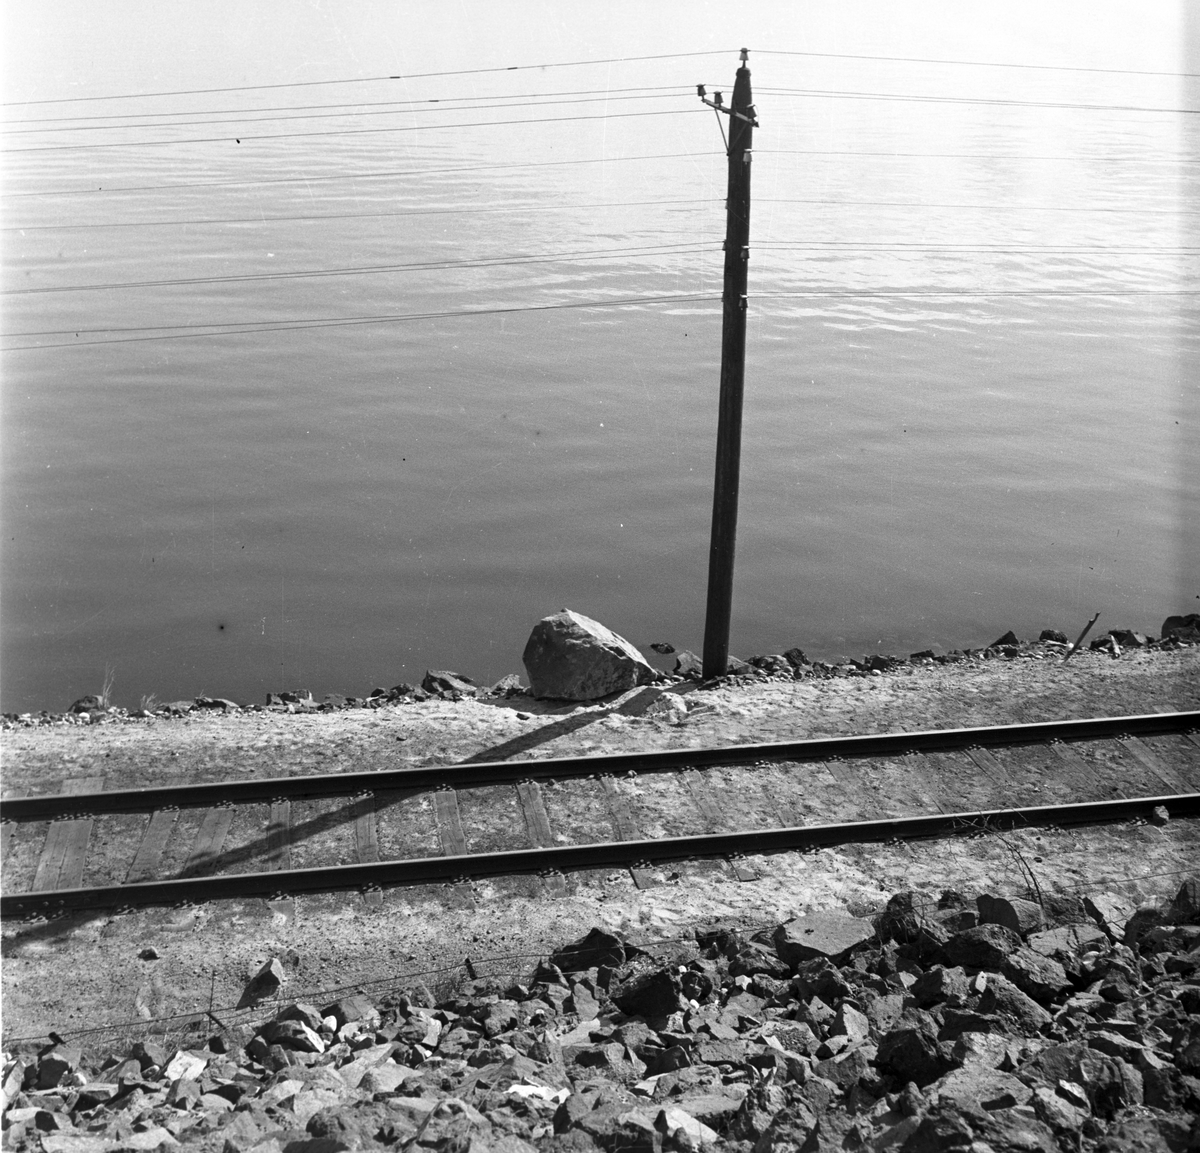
[2,26,1196,712]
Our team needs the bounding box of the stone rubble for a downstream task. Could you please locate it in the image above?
[4,879,1198,1152]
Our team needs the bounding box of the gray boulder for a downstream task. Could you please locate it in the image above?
[522,609,655,700]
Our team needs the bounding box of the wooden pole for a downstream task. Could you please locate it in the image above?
[702,51,755,680]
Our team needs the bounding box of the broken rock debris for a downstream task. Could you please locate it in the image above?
[3,879,1198,1152]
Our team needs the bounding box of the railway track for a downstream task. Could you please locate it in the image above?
[1,711,1197,919]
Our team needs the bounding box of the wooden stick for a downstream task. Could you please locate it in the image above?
[1062,612,1101,664]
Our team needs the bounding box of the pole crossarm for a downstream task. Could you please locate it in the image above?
[697,90,759,127]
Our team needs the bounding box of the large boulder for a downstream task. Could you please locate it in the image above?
[1162,613,1200,642]
[522,609,655,700]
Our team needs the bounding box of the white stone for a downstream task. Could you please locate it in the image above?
[658,1106,719,1147]
[162,1051,208,1082]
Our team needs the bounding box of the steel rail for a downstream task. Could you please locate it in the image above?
[2,711,1196,822]
[3,790,1196,919]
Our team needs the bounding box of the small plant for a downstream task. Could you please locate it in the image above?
[997,831,1046,908]
[99,664,116,709]
[139,693,159,714]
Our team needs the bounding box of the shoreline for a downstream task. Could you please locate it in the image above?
[4,618,1196,731]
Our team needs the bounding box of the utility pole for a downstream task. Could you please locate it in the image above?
[699,50,756,680]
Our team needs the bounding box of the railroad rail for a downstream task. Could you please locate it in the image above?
[2,711,1197,919]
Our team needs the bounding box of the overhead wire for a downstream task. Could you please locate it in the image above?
[756,86,1199,116]
[0,50,731,106]
[0,106,706,154]
[2,84,690,125]
[756,148,1197,165]
[18,241,1187,298]
[0,197,722,233]
[754,243,1195,254]
[0,151,724,199]
[0,292,723,350]
[5,88,1194,153]
[1,242,720,296]
[4,45,1191,112]
[753,48,1198,79]
[756,197,1194,215]
[0,90,691,136]
[755,289,1196,298]
[5,287,1193,353]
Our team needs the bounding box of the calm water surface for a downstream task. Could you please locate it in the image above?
[2,40,1196,712]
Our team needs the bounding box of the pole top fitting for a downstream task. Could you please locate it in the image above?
[739,48,749,64]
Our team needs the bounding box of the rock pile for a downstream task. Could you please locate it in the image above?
[671,622,1199,686]
[4,880,1198,1152]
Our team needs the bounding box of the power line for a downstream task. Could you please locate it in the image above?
[5,285,1192,352]
[753,48,1198,80]
[757,86,1199,116]
[0,106,704,154]
[756,289,1196,298]
[3,84,688,125]
[757,197,1194,215]
[1,242,718,296]
[1,150,722,199]
[1,50,730,107]
[5,46,1190,111]
[0,90,689,136]
[757,148,1197,165]
[0,197,720,233]
[755,243,1195,254]
[0,292,721,349]
[36,240,1178,299]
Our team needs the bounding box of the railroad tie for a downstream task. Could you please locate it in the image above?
[963,746,1009,787]
[31,777,102,892]
[434,789,468,857]
[599,775,658,890]
[181,806,235,877]
[1118,737,1191,794]
[125,809,179,884]
[352,793,383,908]
[265,800,295,919]
[514,781,567,898]
[896,752,948,813]
[681,770,757,881]
[1047,741,1104,796]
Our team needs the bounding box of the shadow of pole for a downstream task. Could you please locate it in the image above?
[463,685,679,764]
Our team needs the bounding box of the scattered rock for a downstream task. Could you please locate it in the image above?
[673,650,704,678]
[421,670,477,698]
[16,884,1200,1153]
[942,923,1022,969]
[237,956,287,1006]
[551,928,626,973]
[1161,613,1200,642]
[649,642,675,655]
[773,910,875,966]
[608,963,684,1020]
[522,609,656,700]
[977,893,1045,937]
